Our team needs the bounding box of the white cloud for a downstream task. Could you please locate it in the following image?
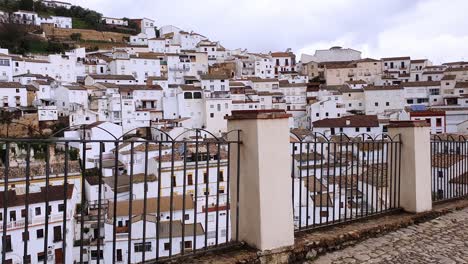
[66,0,468,63]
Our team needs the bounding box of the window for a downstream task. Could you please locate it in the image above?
[21,208,27,218]
[366,127,371,132]
[35,207,41,216]
[117,249,123,262]
[436,118,442,127]
[37,252,46,262]
[164,242,171,251]
[438,171,443,178]
[193,92,202,99]
[320,211,329,218]
[188,174,193,185]
[184,92,193,99]
[183,241,192,249]
[355,127,360,132]
[374,102,378,107]
[135,242,152,252]
[203,172,208,183]
[37,229,44,239]
[91,250,103,260]
[316,113,319,117]
[171,175,177,187]
[218,171,224,182]
[386,102,390,106]
[184,214,190,220]
[210,113,214,118]
[4,235,12,252]
[10,211,16,221]
[54,226,62,242]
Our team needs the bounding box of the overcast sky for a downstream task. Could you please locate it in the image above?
[67,0,468,64]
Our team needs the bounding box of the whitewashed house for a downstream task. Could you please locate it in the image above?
[0,82,28,108]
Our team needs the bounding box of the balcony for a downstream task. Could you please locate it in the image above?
[0,211,73,231]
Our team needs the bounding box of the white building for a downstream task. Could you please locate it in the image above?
[84,74,137,85]
[312,115,383,137]
[363,85,405,119]
[0,50,13,81]
[0,82,28,108]
[300,46,362,63]
[0,184,78,264]
[42,0,72,9]
[102,17,128,26]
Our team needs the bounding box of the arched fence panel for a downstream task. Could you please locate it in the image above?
[290,132,403,232]
[0,127,242,263]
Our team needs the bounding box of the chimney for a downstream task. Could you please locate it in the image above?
[346,119,351,126]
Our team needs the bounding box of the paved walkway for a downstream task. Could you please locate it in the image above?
[313,207,468,264]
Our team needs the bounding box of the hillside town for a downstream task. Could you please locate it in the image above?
[0,1,467,264]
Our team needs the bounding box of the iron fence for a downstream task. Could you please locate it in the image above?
[431,135,468,202]
[0,127,241,264]
[291,133,402,231]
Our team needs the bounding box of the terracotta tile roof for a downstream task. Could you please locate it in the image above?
[302,177,327,192]
[271,52,295,58]
[293,153,324,161]
[401,81,440,87]
[455,82,468,88]
[411,59,427,63]
[130,52,166,60]
[89,74,136,80]
[102,174,158,193]
[382,56,411,61]
[279,82,307,88]
[445,67,468,72]
[248,77,279,83]
[313,115,379,128]
[360,164,388,188]
[432,154,466,168]
[100,83,162,91]
[200,74,228,80]
[441,75,456,81]
[0,82,24,88]
[312,193,334,207]
[357,58,379,63]
[0,185,74,208]
[449,172,468,185]
[180,84,202,91]
[364,85,402,91]
[345,80,367,84]
[108,195,195,218]
[125,218,204,238]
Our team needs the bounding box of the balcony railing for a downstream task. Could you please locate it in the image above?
[290,132,402,231]
[0,128,242,264]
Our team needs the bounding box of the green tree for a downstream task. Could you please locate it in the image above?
[18,0,33,11]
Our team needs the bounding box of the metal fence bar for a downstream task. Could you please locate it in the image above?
[431,138,468,203]
[0,129,243,263]
[292,134,402,232]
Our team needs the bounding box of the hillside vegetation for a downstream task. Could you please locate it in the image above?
[0,0,137,54]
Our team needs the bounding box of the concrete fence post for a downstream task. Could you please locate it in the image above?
[226,110,295,251]
[388,121,432,213]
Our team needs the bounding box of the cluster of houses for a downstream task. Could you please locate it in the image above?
[0,1,468,263]
[4,0,73,29]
